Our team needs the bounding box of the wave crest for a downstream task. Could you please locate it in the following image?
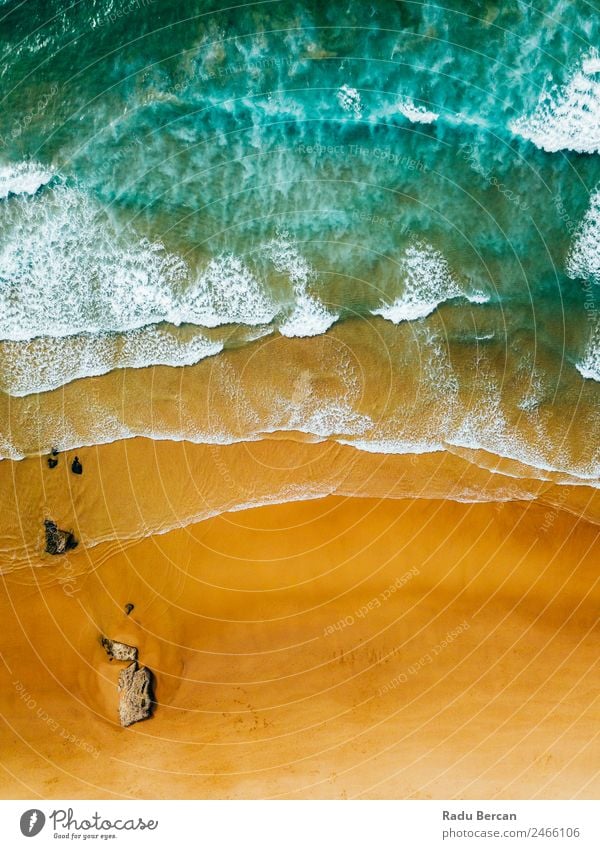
[510,51,600,154]
[0,161,53,199]
[372,242,488,323]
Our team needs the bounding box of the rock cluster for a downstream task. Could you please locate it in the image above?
[118,663,154,727]
[101,637,138,662]
[101,633,154,727]
[44,520,77,555]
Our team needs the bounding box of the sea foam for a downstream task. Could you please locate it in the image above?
[510,51,600,154]
[566,186,600,281]
[0,161,53,198]
[398,97,438,124]
[337,84,363,119]
[265,232,338,337]
[338,438,444,455]
[182,254,277,328]
[576,323,600,382]
[372,242,488,323]
[0,326,224,396]
[0,186,188,341]
[0,186,340,343]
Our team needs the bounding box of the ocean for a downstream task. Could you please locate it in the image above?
[0,3,599,806]
[0,0,599,558]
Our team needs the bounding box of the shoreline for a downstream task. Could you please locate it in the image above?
[2,435,600,579]
[1,493,598,799]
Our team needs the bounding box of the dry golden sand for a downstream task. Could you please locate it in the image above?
[0,439,598,799]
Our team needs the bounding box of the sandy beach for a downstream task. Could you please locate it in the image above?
[0,443,597,799]
[1,0,599,813]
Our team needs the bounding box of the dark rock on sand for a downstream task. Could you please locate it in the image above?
[124,603,135,616]
[44,520,77,555]
[118,662,154,727]
[101,636,137,662]
[71,456,83,475]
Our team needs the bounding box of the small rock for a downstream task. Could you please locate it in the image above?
[71,456,83,475]
[124,603,135,616]
[101,636,137,662]
[118,662,154,727]
[44,520,77,555]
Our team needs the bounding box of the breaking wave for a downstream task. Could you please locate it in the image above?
[576,323,600,382]
[0,161,54,199]
[0,325,225,396]
[566,186,600,282]
[372,243,488,324]
[510,51,600,154]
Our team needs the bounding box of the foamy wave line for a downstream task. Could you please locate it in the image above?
[338,438,444,455]
[2,416,598,490]
[0,187,341,342]
[39,478,543,568]
[444,435,599,485]
[1,435,590,575]
[372,242,489,323]
[0,185,491,348]
[398,97,439,125]
[0,325,225,397]
[577,359,600,382]
[265,230,339,338]
[337,85,439,126]
[0,161,54,198]
[576,323,600,382]
[566,186,600,282]
[509,50,600,154]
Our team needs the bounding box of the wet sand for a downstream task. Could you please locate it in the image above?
[0,483,598,799]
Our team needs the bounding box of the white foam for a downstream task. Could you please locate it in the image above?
[418,326,460,402]
[467,291,490,304]
[339,438,444,455]
[443,367,599,485]
[293,401,371,438]
[0,186,275,341]
[0,188,348,343]
[265,232,338,337]
[374,297,442,323]
[337,84,363,119]
[566,186,600,281]
[516,357,546,413]
[279,291,338,337]
[510,51,600,153]
[517,395,540,413]
[0,368,372,459]
[0,162,53,198]
[577,357,600,381]
[265,232,312,286]
[372,242,488,324]
[398,98,438,124]
[183,253,277,327]
[582,56,600,75]
[576,324,600,381]
[0,187,188,341]
[0,326,224,396]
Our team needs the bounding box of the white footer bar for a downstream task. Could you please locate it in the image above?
[0,800,597,848]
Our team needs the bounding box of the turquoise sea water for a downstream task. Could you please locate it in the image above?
[0,0,599,486]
